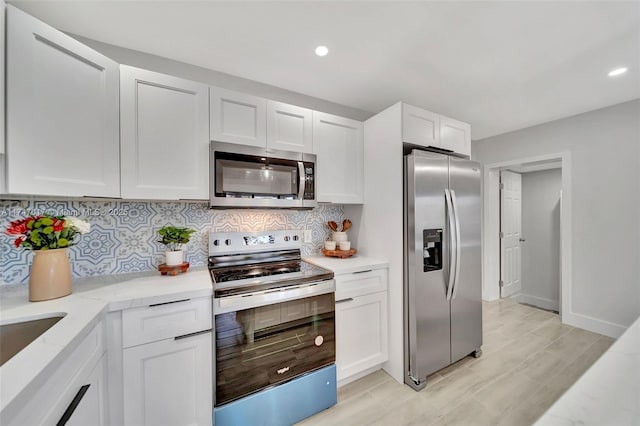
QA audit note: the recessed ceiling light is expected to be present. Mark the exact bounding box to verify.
[608,67,628,77]
[315,46,329,57]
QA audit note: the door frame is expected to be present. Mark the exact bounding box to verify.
[482,151,571,319]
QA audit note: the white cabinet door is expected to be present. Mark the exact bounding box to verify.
[120,66,209,199]
[335,291,388,381]
[440,115,471,156]
[0,3,5,156]
[123,332,212,426]
[5,5,120,197]
[63,355,109,426]
[211,87,266,147]
[313,112,364,204]
[267,101,313,153]
[402,103,440,148]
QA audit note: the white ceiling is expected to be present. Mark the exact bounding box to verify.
[11,1,640,140]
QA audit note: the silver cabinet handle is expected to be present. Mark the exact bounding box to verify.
[336,298,354,304]
[450,190,462,300]
[352,270,372,275]
[149,298,190,307]
[519,238,526,242]
[174,329,212,341]
[444,189,456,301]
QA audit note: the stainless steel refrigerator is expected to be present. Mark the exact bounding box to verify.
[404,149,482,391]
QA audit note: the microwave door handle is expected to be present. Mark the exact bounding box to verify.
[297,161,306,201]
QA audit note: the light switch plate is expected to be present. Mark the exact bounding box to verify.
[304,230,313,243]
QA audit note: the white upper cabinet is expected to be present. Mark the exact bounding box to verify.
[120,66,209,200]
[5,5,120,197]
[402,103,471,156]
[402,103,440,148]
[0,3,5,156]
[210,87,266,147]
[440,115,471,157]
[267,101,313,153]
[313,112,364,204]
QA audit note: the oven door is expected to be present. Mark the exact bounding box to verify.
[214,290,335,406]
[210,141,316,209]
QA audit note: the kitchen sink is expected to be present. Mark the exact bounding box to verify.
[0,315,65,366]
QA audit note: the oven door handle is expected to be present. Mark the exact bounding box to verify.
[214,279,335,314]
[298,161,306,201]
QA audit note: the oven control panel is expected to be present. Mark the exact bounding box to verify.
[209,230,303,255]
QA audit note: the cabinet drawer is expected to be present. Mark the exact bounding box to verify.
[335,269,388,301]
[122,297,212,348]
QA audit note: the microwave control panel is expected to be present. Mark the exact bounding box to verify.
[303,162,315,200]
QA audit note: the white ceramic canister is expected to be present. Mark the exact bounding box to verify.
[332,232,347,242]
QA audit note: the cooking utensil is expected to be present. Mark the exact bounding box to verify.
[342,219,352,232]
[328,221,338,232]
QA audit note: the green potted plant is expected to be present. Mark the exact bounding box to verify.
[157,225,196,266]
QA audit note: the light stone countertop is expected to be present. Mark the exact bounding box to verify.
[303,254,389,275]
[534,315,640,425]
[0,269,212,415]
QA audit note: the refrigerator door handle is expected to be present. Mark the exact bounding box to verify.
[451,189,462,299]
[445,189,456,301]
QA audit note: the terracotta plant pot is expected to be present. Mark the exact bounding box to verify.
[29,248,72,302]
[165,250,184,266]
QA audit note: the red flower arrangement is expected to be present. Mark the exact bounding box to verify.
[6,214,91,250]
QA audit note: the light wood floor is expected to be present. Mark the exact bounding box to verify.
[299,298,614,426]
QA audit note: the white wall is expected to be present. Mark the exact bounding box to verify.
[474,100,640,332]
[520,168,561,311]
[73,36,372,122]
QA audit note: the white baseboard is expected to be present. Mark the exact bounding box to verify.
[562,311,627,339]
[514,294,559,312]
[337,365,384,388]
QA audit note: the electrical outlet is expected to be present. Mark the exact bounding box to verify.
[304,230,313,243]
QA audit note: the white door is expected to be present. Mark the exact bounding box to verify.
[123,332,212,426]
[312,111,364,203]
[439,116,471,156]
[402,103,440,148]
[6,5,120,197]
[210,87,266,147]
[120,66,209,200]
[266,101,313,153]
[335,291,388,381]
[500,170,522,298]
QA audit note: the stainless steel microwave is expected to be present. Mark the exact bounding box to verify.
[210,141,317,209]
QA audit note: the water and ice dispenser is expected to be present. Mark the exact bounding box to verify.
[423,229,443,272]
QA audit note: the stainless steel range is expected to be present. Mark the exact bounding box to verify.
[209,230,337,426]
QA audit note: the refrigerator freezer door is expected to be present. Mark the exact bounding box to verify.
[404,151,451,387]
[449,157,483,363]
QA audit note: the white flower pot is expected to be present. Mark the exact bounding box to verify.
[165,250,184,266]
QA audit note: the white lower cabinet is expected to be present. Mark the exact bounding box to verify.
[123,332,212,426]
[336,291,388,381]
[115,297,213,426]
[1,321,107,426]
[43,354,109,426]
[334,268,388,383]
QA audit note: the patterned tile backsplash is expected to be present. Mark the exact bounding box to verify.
[0,200,344,285]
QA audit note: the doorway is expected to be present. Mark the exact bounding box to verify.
[482,152,571,319]
[500,165,562,312]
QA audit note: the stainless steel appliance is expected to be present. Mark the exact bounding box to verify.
[404,149,482,391]
[210,141,317,209]
[209,230,336,425]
